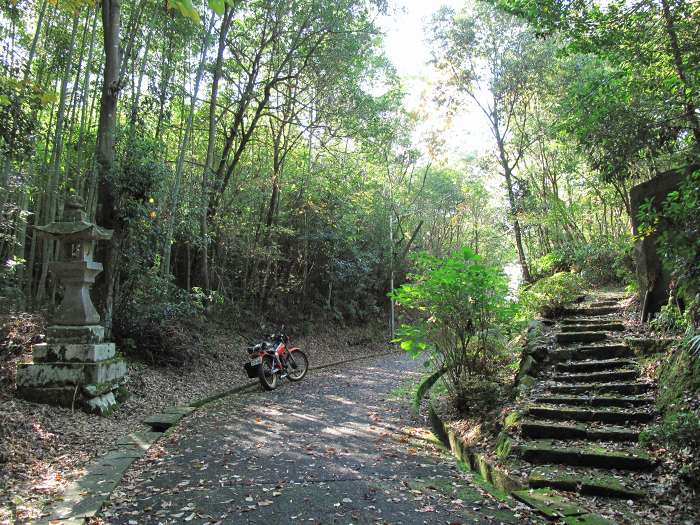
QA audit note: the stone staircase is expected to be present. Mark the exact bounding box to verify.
[513,295,658,507]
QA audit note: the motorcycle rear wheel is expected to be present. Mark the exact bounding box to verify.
[286,350,309,382]
[258,355,278,390]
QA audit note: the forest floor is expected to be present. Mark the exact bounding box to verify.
[0,313,392,524]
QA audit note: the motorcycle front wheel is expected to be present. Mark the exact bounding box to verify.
[258,355,278,390]
[286,350,309,382]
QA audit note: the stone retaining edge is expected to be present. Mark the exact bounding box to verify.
[412,365,446,417]
[39,347,403,524]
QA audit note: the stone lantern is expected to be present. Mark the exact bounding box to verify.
[16,196,128,415]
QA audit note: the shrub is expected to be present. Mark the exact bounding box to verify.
[569,238,635,287]
[650,302,688,335]
[531,251,569,279]
[113,268,208,366]
[641,338,700,486]
[390,247,514,408]
[518,271,587,319]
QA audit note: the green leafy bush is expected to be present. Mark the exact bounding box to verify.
[390,247,514,408]
[113,268,208,366]
[650,302,688,335]
[519,271,587,319]
[531,251,569,279]
[530,239,634,287]
[570,238,635,287]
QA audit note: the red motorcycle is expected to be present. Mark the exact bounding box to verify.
[244,330,309,390]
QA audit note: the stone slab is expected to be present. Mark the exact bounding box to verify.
[561,323,625,333]
[16,359,127,388]
[563,513,617,525]
[556,359,637,374]
[46,324,104,344]
[521,420,640,442]
[512,488,587,518]
[162,405,196,415]
[557,332,608,344]
[551,345,633,362]
[563,306,620,316]
[115,431,162,449]
[528,466,645,499]
[33,342,115,363]
[528,405,652,424]
[85,391,117,416]
[551,369,639,384]
[143,411,185,431]
[550,382,653,396]
[534,395,652,408]
[17,386,78,406]
[521,441,655,470]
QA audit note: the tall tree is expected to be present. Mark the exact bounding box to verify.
[430,2,552,282]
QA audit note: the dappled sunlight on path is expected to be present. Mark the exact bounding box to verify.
[97,354,539,524]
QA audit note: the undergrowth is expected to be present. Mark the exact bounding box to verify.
[640,333,700,486]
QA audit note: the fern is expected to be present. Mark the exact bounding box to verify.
[689,334,700,358]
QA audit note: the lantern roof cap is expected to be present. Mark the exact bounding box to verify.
[34,196,113,241]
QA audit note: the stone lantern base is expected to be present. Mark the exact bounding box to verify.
[16,325,127,416]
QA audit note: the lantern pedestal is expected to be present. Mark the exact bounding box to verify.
[16,197,127,416]
[17,325,127,415]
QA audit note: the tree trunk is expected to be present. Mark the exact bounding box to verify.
[201,7,234,291]
[494,123,532,283]
[162,14,216,277]
[96,0,122,335]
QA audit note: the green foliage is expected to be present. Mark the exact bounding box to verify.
[519,271,587,319]
[495,431,512,460]
[650,303,688,336]
[531,251,568,278]
[390,247,514,407]
[113,268,207,366]
[638,170,700,296]
[570,238,635,287]
[641,337,700,484]
[0,74,50,161]
[641,411,700,450]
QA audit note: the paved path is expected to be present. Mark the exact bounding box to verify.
[99,353,537,524]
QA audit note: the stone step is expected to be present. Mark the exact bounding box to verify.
[551,344,633,362]
[561,318,623,325]
[557,332,608,345]
[556,358,637,374]
[551,369,639,384]
[590,300,620,307]
[560,323,625,333]
[533,395,653,408]
[563,306,620,316]
[521,420,640,442]
[527,405,653,424]
[511,488,593,521]
[528,467,645,499]
[549,382,653,396]
[520,440,655,470]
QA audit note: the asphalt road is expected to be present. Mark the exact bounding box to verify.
[97,352,537,524]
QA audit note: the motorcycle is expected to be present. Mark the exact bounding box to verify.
[243,330,309,390]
